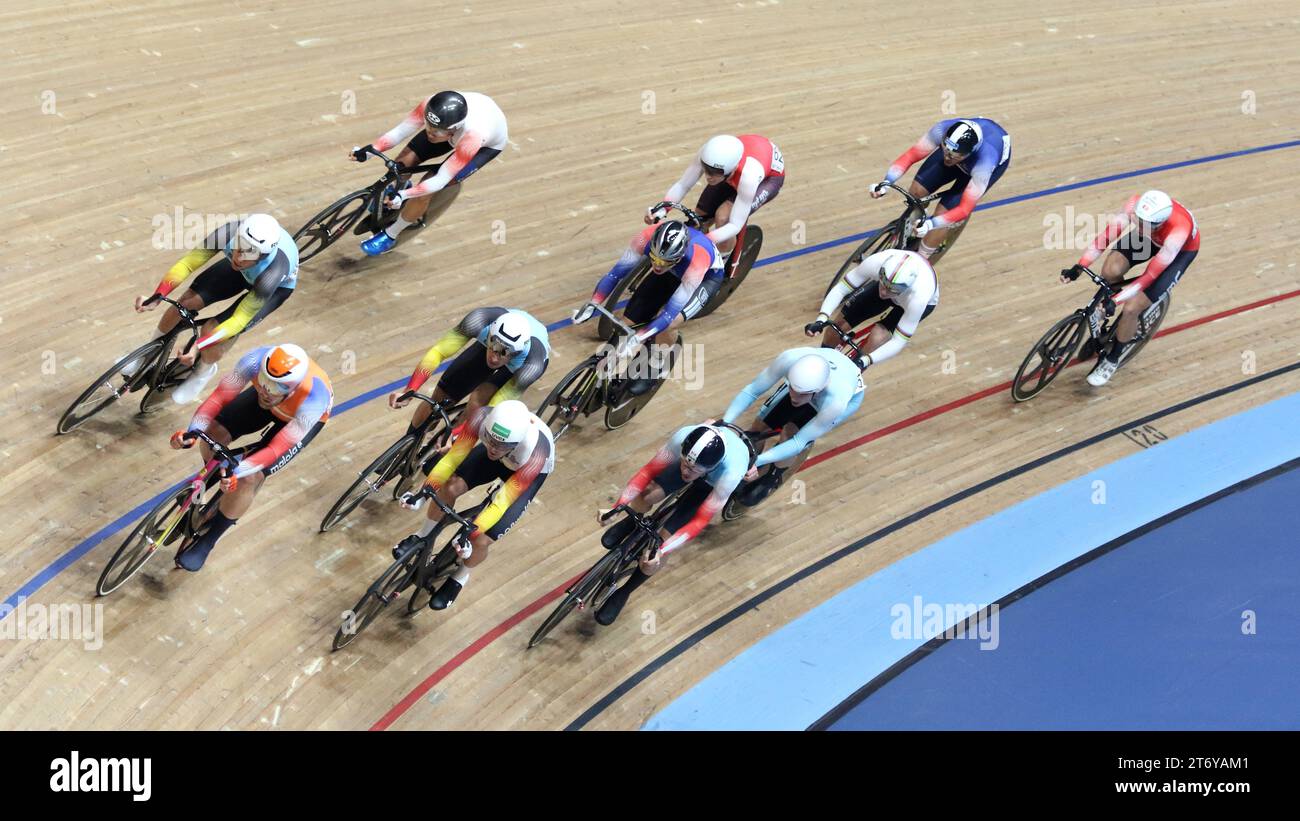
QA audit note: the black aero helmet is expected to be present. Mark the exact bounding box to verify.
[681,425,726,472]
[649,220,689,266]
[942,120,980,157]
[425,91,468,129]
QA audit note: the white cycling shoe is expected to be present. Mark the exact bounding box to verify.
[1086,358,1119,387]
[172,362,219,404]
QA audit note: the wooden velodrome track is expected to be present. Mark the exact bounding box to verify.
[2,0,1298,730]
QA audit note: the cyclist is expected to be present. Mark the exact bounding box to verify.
[129,213,299,404]
[1062,190,1199,386]
[650,134,785,257]
[389,307,550,441]
[721,348,865,506]
[394,400,554,610]
[349,90,508,256]
[593,424,748,626]
[169,344,332,571]
[868,117,1011,262]
[806,248,938,365]
[574,220,723,395]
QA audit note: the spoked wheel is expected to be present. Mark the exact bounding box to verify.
[319,436,416,533]
[332,546,420,651]
[294,190,371,264]
[57,340,164,434]
[139,359,193,415]
[824,227,899,298]
[536,360,600,441]
[696,226,763,319]
[392,402,465,500]
[1011,313,1088,402]
[528,549,625,648]
[597,261,650,340]
[1116,298,1170,371]
[406,543,459,615]
[96,487,189,596]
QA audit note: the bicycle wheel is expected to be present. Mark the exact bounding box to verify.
[96,487,189,596]
[597,260,650,340]
[319,436,416,533]
[57,340,165,434]
[527,549,625,648]
[1011,313,1088,402]
[391,404,463,501]
[138,358,193,415]
[332,547,420,651]
[536,359,600,441]
[824,227,899,297]
[1117,298,1170,370]
[695,226,764,319]
[294,190,371,263]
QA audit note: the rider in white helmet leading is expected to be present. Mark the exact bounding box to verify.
[649,133,786,256]
[720,348,865,506]
[807,248,939,369]
[395,399,555,610]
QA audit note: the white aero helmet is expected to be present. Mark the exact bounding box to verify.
[487,310,530,356]
[1134,190,1173,225]
[878,249,920,296]
[787,353,831,395]
[257,343,309,397]
[700,135,744,176]
[235,213,280,259]
[483,400,532,449]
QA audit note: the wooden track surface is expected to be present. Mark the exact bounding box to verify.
[2,0,1298,729]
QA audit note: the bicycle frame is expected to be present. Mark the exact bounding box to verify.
[133,295,203,392]
[360,146,444,222]
[875,182,944,248]
[161,431,244,542]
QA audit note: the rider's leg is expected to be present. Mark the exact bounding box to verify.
[418,475,468,532]
[458,381,499,431]
[917,203,955,261]
[860,322,893,356]
[407,385,451,434]
[713,199,737,257]
[823,285,888,349]
[155,289,207,337]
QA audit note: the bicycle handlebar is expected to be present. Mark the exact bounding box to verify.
[647,200,705,229]
[879,181,943,209]
[397,390,453,428]
[574,301,638,342]
[186,430,241,471]
[143,294,200,326]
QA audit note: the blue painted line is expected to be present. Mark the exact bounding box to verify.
[8,137,1300,622]
[645,389,1300,730]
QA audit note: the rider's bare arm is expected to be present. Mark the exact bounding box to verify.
[405,131,484,199]
[370,100,426,153]
[706,161,762,245]
[663,158,705,204]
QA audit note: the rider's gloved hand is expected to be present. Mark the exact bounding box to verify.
[915,217,936,238]
[1061,264,1085,282]
[869,181,889,199]
[350,145,370,162]
[644,205,668,225]
[804,315,830,337]
[453,533,473,560]
[399,489,428,511]
[170,430,195,450]
[218,469,238,494]
[572,304,596,324]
